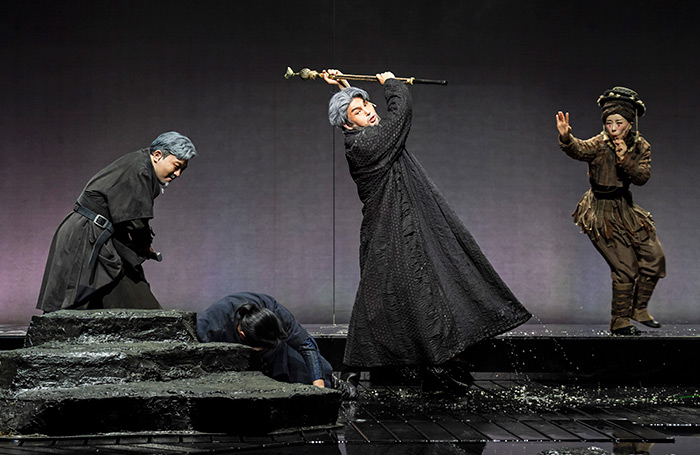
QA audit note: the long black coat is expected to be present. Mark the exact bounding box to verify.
[37,149,161,312]
[342,80,531,368]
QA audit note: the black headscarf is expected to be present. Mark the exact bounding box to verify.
[597,86,646,124]
[601,99,636,123]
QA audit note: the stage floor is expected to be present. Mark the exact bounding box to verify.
[306,322,700,338]
[2,323,700,454]
[1,374,700,454]
[5,322,700,339]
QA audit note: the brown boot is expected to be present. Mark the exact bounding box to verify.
[633,275,661,328]
[610,282,641,335]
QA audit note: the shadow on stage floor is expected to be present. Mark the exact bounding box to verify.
[2,323,700,454]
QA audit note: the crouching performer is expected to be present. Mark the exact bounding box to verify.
[556,87,665,335]
[197,292,358,399]
[37,131,197,313]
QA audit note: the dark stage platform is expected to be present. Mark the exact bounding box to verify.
[311,323,700,384]
[2,323,700,454]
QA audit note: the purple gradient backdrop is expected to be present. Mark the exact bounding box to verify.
[2,1,698,325]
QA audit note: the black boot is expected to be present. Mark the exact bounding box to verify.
[341,370,360,387]
[632,275,662,328]
[444,359,476,385]
[332,370,360,401]
[422,365,472,395]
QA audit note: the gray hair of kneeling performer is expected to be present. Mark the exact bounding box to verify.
[328,87,371,129]
[150,131,197,160]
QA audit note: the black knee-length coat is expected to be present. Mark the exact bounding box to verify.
[37,149,161,312]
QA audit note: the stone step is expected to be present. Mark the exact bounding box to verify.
[0,341,254,390]
[0,371,341,435]
[25,309,199,346]
[1,309,342,437]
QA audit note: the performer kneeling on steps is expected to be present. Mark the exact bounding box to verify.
[197,292,358,400]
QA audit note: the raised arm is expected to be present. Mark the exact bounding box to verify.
[556,111,601,162]
[322,69,350,89]
[376,71,395,85]
[556,111,572,143]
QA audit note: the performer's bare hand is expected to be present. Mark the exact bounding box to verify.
[312,379,325,388]
[613,137,628,161]
[376,72,395,85]
[610,123,631,162]
[322,69,350,88]
[556,111,572,143]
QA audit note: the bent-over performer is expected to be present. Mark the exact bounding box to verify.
[37,131,197,312]
[197,292,357,399]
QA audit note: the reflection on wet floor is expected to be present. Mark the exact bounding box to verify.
[2,374,700,454]
[3,324,700,454]
[331,373,700,455]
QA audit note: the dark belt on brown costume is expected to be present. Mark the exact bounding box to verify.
[73,201,114,284]
[590,184,633,203]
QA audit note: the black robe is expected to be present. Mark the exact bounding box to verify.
[37,149,162,312]
[342,80,531,368]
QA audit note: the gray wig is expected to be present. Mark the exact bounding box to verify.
[328,87,370,128]
[150,131,197,160]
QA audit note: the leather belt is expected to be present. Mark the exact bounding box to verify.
[73,203,114,284]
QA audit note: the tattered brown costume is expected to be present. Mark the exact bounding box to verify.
[559,88,665,333]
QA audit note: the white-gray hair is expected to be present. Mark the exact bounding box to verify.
[150,131,197,160]
[328,87,370,129]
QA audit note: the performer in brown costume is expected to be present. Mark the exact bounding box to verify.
[556,87,665,335]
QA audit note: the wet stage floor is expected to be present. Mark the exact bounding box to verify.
[2,374,700,454]
[2,324,700,454]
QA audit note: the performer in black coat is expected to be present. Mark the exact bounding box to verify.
[324,70,531,388]
[37,131,196,312]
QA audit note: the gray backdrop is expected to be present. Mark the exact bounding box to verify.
[1,1,698,325]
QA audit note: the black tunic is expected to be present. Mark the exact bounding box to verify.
[37,149,162,312]
[342,79,531,368]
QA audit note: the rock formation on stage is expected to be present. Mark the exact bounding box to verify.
[0,310,340,436]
